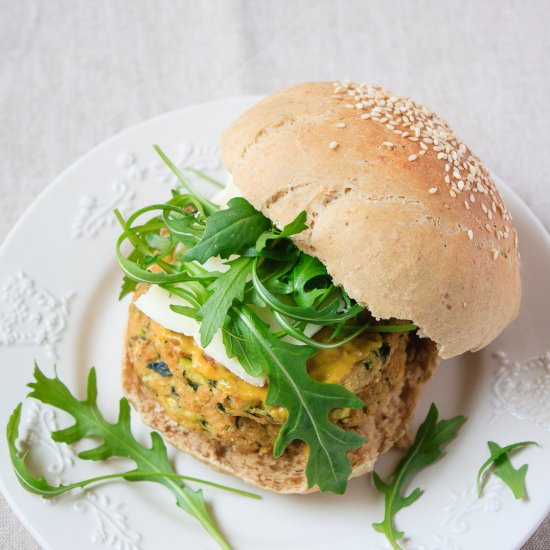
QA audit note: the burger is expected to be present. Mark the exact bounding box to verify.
[117,81,521,495]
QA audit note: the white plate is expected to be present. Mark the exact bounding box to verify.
[0,97,549,550]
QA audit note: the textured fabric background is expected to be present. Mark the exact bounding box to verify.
[0,1,548,548]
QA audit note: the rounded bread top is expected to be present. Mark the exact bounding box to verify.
[221,81,521,358]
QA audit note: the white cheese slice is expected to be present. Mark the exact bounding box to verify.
[135,285,267,387]
[211,174,241,207]
[135,175,322,389]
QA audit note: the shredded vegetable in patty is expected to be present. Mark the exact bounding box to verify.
[128,296,409,453]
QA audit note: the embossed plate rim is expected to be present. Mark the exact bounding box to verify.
[0,97,549,550]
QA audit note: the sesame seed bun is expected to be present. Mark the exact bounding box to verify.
[221,81,521,358]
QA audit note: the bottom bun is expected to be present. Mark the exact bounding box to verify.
[122,335,439,494]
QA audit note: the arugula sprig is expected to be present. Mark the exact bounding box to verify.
[372,404,465,549]
[477,440,539,499]
[230,304,365,493]
[185,197,271,263]
[7,365,260,550]
[115,146,417,493]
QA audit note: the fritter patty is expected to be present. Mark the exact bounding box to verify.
[126,303,409,453]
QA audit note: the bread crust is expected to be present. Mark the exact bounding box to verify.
[122,333,439,494]
[221,82,521,358]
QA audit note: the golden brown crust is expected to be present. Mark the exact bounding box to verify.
[122,333,439,494]
[221,81,521,358]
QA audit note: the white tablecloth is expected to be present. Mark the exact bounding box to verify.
[1,1,548,548]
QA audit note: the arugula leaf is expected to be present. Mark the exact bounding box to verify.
[291,254,331,307]
[222,313,265,377]
[119,274,138,300]
[115,148,421,495]
[118,216,166,299]
[197,257,252,346]
[477,440,538,499]
[8,403,259,500]
[255,211,308,252]
[251,258,363,323]
[16,364,235,550]
[372,404,465,549]
[185,198,271,263]
[230,306,365,493]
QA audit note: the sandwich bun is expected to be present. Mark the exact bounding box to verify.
[123,81,520,493]
[123,332,438,493]
[221,81,521,358]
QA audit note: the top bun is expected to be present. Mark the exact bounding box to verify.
[221,81,520,358]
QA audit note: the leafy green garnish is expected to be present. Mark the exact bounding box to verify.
[230,305,365,493]
[255,210,308,252]
[197,257,252,346]
[115,147,418,494]
[477,440,538,499]
[8,365,261,550]
[185,197,271,263]
[153,145,218,216]
[119,273,138,300]
[372,404,465,549]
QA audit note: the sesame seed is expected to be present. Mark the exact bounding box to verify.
[486,223,492,231]
[481,204,488,213]
[464,201,470,210]
[467,229,474,240]
[383,141,395,148]
[429,187,438,194]
[336,122,346,128]
[492,249,499,260]
[329,141,338,149]
[330,80,510,223]
[450,190,456,198]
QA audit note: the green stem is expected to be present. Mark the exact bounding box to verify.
[17,469,260,499]
[154,145,219,216]
[274,310,367,349]
[476,441,538,496]
[183,167,225,189]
